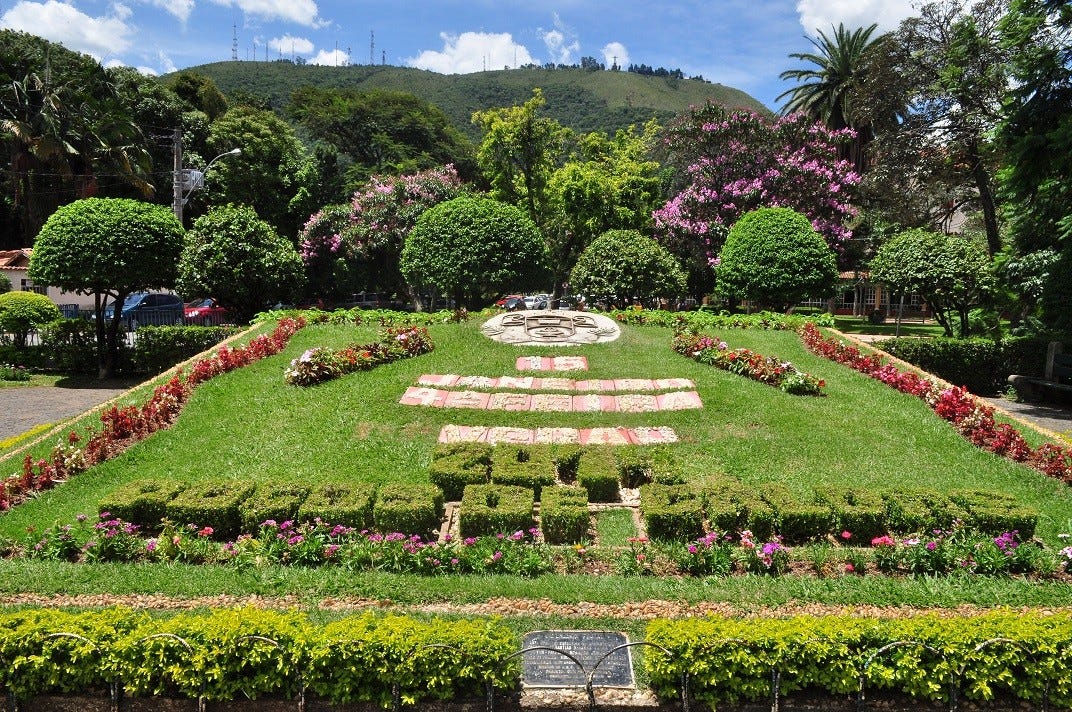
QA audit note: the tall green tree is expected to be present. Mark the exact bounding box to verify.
[545,121,664,297]
[177,204,305,322]
[0,31,153,247]
[472,88,572,235]
[778,23,888,172]
[28,198,184,378]
[570,230,686,308]
[998,0,1072,331]
[863,0,1010,255]
[288,87,476,193]
[201,106,314,238]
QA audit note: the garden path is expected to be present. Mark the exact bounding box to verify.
[0,382,135,442]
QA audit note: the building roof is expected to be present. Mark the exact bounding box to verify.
[0,249,31,270]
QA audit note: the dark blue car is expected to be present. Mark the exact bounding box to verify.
[103,292,184,329]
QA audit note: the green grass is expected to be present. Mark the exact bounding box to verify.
[2,317,1072,606]
[833,316,949,338]
[595,508,639,546]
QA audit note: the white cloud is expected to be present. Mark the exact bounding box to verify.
[796,0,916,36]
[406,31,535,74]
[0,0,136,58]
[309,48,348,66]
[208,0,325,27]
[158,50,177,74]
[541,13,579,65]
[136,65,159,75]
[601,42,629,69]
[269,34,314,56]
[143,0,195,23]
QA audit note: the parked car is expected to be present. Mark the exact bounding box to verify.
[184,297,231,326]
[495,294,523,307]
[523,294,551,309]
[103,292,184,329]
[501,296,526,311]
[338,292,382,309]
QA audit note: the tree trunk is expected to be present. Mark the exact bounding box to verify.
[968,139,1001,256]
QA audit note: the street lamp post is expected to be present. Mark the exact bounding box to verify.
[172,146,242,223]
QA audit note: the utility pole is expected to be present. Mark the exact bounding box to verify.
[172,128,183,223]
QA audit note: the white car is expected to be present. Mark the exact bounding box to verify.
[523,294,551,309]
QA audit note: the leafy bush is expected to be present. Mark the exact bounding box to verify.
[715,207,839,311]
[576,448,620,502]
[373,483,444,537]
[400,196,548,309]
[37,318,101,373]
[458,484,535,538]
[569,229,686,307]
[813,487,888,544]
[539,485,590,544]
[130,325,240,374]
[0,291,61,348]
[759,483,832,544]
[646,611,1072,707]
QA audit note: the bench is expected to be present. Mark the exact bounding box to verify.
[1008,341,1072,401]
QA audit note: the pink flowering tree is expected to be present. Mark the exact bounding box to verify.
[654,102,860,295]
[298,165,463,307]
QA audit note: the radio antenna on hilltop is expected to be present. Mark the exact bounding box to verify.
[231,24,238,61]
[382,50,386,65]
[370,30,375,65]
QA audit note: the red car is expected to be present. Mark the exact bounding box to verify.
[495,294,523,307]
[184,297,231,326]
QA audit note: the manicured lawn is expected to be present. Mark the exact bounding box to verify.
[833,316,950,338]
[2,315,1071,605]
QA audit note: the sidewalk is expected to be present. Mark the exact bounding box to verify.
[0,382,137,443]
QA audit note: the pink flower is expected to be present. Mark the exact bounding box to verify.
[197,526,214,538]
[840,530,852,540]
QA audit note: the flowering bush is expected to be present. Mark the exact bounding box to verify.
[668,531,733,576]
[800,323,1072,485]
[672,329,825,395]
[870,528,1057,576]
[738,530,790,574]
[1,318,306,512]
[283,326,433,386]
[654,106,859,271]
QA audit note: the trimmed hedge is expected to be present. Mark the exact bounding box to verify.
[877,334,1056,394]
[373,483,444,537]
[458,484,535,538]
[949,489,1038,539]
[429,442,491,501]
[759,483,832,544]
[164,481,255,538]
[98,479,186,528]
[297,483,375,530]
[698,474,777,540]
[491,445,557,501]
[0,607,518,704]
[539,485,590,544]
[130,324,240,374]
[640,483,705,541]
[239,483,310,533]
[646,611,1072,708]
[576,448,620,503]
[813,486,888,544]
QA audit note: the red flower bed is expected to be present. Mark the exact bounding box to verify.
[799,323,1072,485]
[0,317,306,511]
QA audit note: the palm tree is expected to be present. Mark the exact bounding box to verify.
[778,23,886,172]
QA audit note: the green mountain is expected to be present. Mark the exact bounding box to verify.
[179,61,769,139]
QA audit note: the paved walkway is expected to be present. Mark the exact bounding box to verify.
[0,382,137,442]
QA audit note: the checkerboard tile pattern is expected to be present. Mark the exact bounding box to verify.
[400,387,702,412]
[416,374,696,392]
[437,425,679,445]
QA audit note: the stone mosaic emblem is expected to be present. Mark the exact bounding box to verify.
[481,310,620,345]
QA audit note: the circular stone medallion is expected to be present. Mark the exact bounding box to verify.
[481,310,621,346]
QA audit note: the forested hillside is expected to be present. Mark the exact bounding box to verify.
[178,62,769,138]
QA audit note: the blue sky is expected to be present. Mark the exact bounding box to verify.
[1,0,917,111]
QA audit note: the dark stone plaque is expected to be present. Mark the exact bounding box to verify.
[521,630,634,688]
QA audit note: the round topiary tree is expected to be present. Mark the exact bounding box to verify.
[0,273,11,294]
[400,196,547,309]
[178,204,306,323]
[569,230,687,308]
[28,197,184,378]
[0,291,61,349]
[716,207,839,312]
